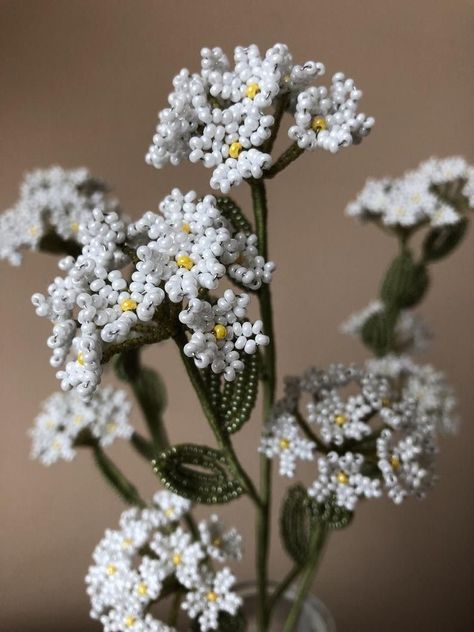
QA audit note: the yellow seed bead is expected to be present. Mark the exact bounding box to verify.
[382,398,392,408]
[207,591,218,602]
[229,142,243,159]
[212,537,222,547]
[279,438,291,450]
[73,415,83,425]
[77,352,85,366]
[213,324,227,340]
[390,455,401,470]
[245,83,260,99]
[283,74,291,84]
[137,582,148,596]
[311,116,327,133]
[46,419,55,429]
[28,226,39,237]
[182,223,191,233]
[334,414,347,427]
[120,298,137,312]
[337,471,349,485]
[106,564,117,576]
[122,538,133,549]
[106,422,117,434]
[176,255,194,270]
[125,615,136,628]
[172,553,182,566]
[164,508,175,518]
[71,222,79,233]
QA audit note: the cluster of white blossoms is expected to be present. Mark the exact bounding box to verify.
[32,189,274,397]
[346,156,474,228]
[146,43,373,192]
[30,387,132,465]
[0,166,118,265]
[341,300,431,354]
[260,358,457,509]
[86,492,242,632]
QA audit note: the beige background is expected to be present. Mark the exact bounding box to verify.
[0,1,473,630]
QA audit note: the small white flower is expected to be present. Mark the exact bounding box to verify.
[307,391,372,446]
[377,428,436,504]
[150,527,204,589]
[181,567,242,632]
[29,387,132,465]
[308,452,381,511]
[259,413,315,477]
[198,514,243,562]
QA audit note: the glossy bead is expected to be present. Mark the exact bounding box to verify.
[176,255,194,270]
[279,438,290,450]
[77,352,85,366]
[245,83,260,99]
[337,471,349,485]
[334,414,347,427]
[120,298,137,312]
[172,553,182,566]
[311,116,328,133]
[213,324,227,340]
[229,142,243,159]
[207,591,218,602]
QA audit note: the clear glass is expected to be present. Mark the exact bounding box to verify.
[237,582,336,632]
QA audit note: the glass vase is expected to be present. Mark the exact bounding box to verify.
[237,581,336,632]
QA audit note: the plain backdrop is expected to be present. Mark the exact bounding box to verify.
[0,1,473,631]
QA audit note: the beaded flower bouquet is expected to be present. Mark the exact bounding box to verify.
[2,44,472,632]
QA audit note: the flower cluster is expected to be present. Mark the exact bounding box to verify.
[146,44,373,192]
[30,386,133,465]
[86,492,242,632]
[0,166,118,265]
[346,156,474,228]
[32,189,274,397]
[341,300,431,354]
[260,358,456,509]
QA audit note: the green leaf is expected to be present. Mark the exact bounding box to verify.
[280,484,313,565]
[422,219,468,262]
[381,251,429,309]
[191,609,247,632]
[216,196,253,234]
[360,311,394,357]
[309,495,353,530]
[219,354,259,433]
[153,444,244,504]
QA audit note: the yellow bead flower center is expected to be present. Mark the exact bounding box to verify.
[71,222,79,233]
[389,455,401,470]
[176,255,194,270]
[120,299,137,312]
[137,582,148,596]
[122,538,133,549]
[106,564,117,576]
[229,142,243,159]
[337,471,349,485]
[207,591,218,602]
[382,398,392,408]
[182,223,191,233]
[279,438,291,450]
[172,553,182,566]
[245,83,260,99]
[213,324,227,340]
[28,226,39,237]
[125,615,136,628]
[106,421,117,434]
[73,415,83,425]
[334,414,347,427]
[164,507,175,518]
[311,116,327,133]
[77,352,85,366]
[212,537,222,547]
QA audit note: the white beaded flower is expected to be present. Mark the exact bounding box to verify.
[33,190,274,397]
[341,300,431,354]
[29,387,132,465]
[0,166,118,265]
[198,514,243,562]
[307,391,372,446]
[376,428,436,504]
[259,412,315,477]
[308,452,381,511]
[181,568,242,632]
[346,156,474,228]
[86,499,243,632]
[367,355,458,434]
[288,73,374,153]
[146,44,372,192]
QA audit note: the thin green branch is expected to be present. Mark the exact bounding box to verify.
[130,431,155,460]
[282,525,329,632]
[269,565,301,611]
[91,443,145,507]
[265,142,305,179]
[263,93,290,155]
